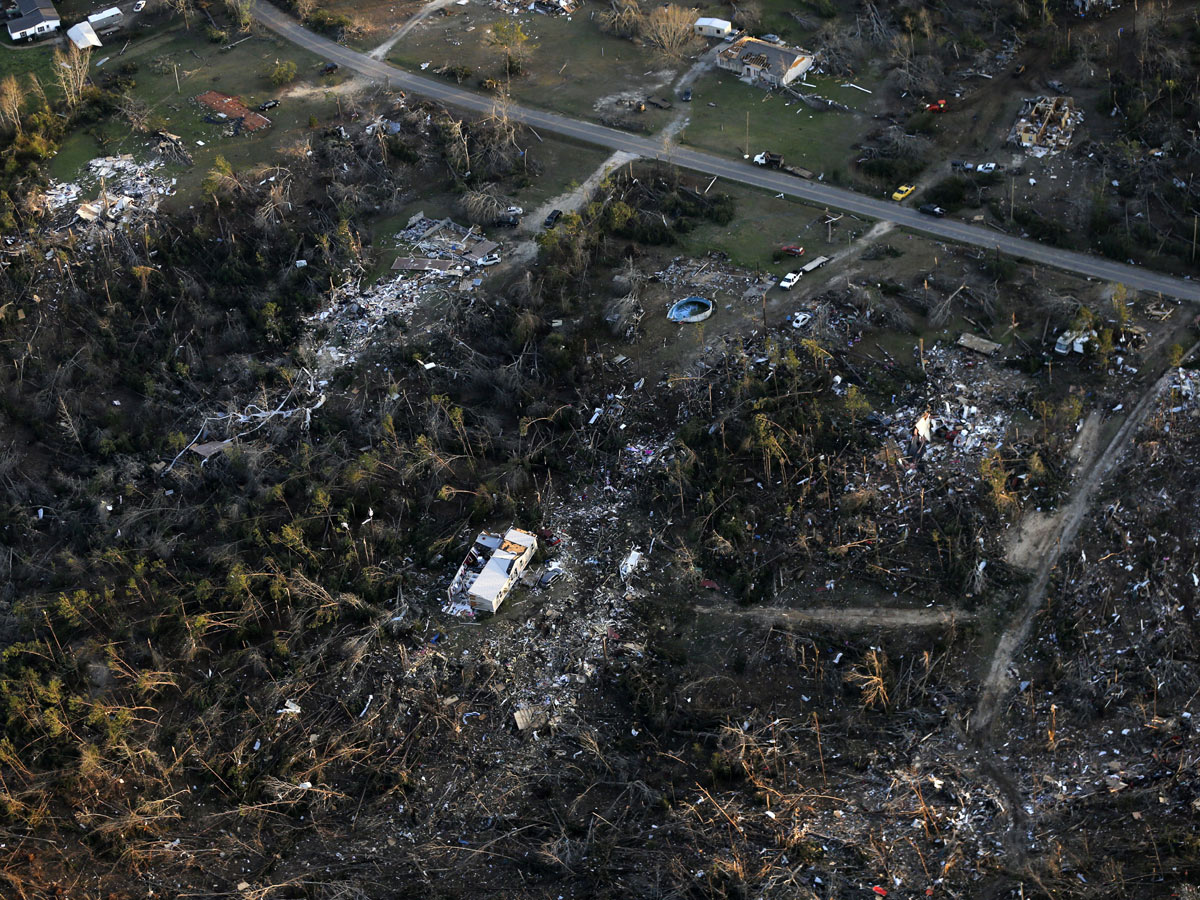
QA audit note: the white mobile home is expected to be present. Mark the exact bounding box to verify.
[447,527,538,614]
[87,6,123,29]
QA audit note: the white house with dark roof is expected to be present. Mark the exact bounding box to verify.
[7,0,60,41]
[717,37,813,88]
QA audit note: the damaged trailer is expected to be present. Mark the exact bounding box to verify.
[447,527,538,614]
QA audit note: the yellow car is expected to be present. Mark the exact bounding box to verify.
[892,184,916,201]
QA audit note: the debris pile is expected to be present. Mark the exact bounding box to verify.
[194,90,272,133]
[1010,95,1082,157]
[309,274,424,370]
[490,0,578,15]
[45,154,176,225]
[654,257,773,301]
[393,212,501,268]
[880,341,1019,462]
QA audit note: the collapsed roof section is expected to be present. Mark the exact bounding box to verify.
[1010,96,1082,157]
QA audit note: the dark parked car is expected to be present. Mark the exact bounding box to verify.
[495,212,520,227]
[259,99,280,111]
[322,62,340,75]
[681,87,692,102]
[919,204,946,217]
[539,567,565,588]
[543,209,563,228]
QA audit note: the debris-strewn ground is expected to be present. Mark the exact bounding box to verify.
[2,71,1199,900]
[997,366,1200,890]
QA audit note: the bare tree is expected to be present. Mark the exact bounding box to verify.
[164,0,193,29]
[26,72,48,110]
[889,34,940,95]
[294,0,317,19]
[855,1,895,46]
[119,93,152,133]
[640,4,698,59]
[598,0,643,38]
[815,23,863,76]
[440,116,471,177]
[223,0,252,30]
[53,45,91,110]
[474,98,523,178]
[0,75,22,134]
[730,0,762,32]
[459,185,506,225]
[255,180,293,232]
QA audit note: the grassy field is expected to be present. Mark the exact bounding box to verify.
[0,42,58,95]
[677,72,877,181]
[320,0,420,50]
[677,181,862,275]
[387,7,682,128]
[47,24,349,197]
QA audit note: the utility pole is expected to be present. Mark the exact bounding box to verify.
[744,110,749,158]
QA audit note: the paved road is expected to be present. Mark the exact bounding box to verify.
[254,1,1200,302]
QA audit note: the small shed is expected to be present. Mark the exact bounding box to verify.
[694,16,732,38]
[67,21,101,49]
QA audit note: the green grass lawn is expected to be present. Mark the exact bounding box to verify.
[0,42,58,96]
[676,71,877,181]
[517,133,609,206]
[47,25,347,198]
[677,181,863,275]
[388,9,682,128]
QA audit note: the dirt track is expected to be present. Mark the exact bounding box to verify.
[699,604,976,630]
[971,341,1200,735]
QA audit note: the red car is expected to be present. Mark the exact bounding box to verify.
[781,245,805,257]
[925,99,947,113]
